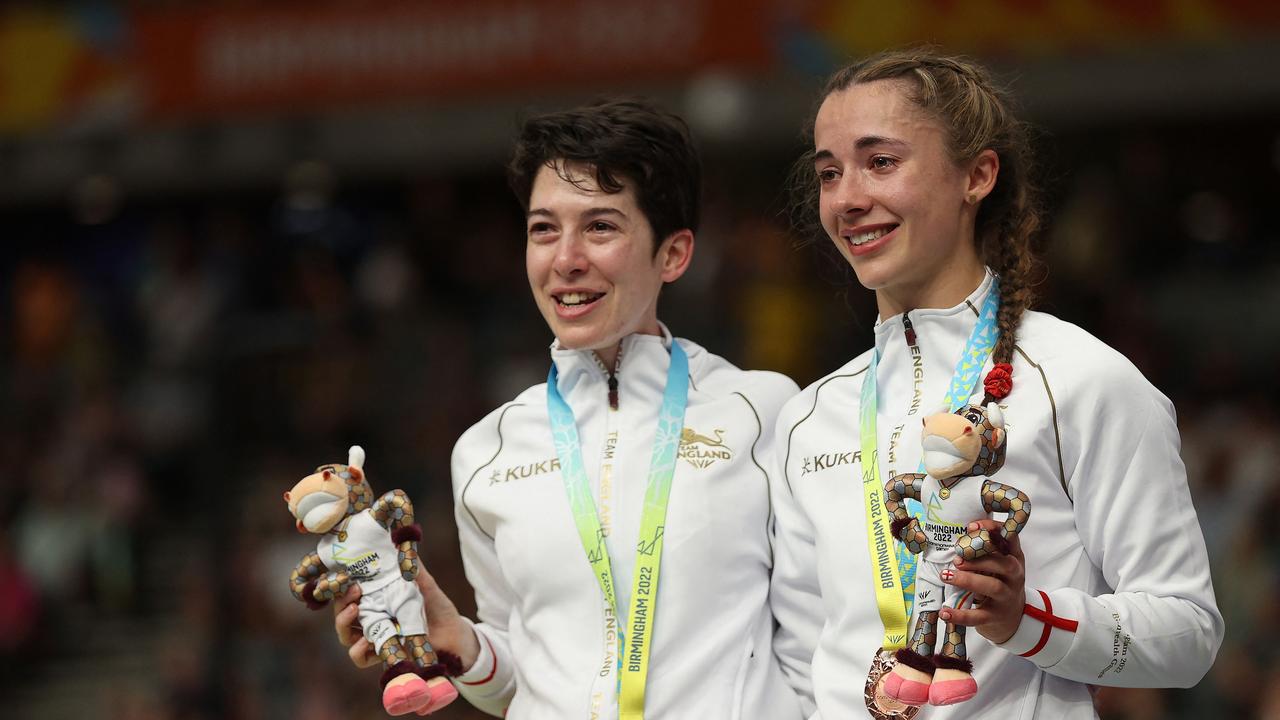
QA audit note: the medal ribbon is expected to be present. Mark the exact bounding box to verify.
[548,341,689,720]
[859,279,1000,649]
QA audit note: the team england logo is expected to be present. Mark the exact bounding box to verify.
[678,427,732,469]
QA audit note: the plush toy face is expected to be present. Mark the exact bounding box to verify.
[920,403,1006,479]
[284,464,363,534]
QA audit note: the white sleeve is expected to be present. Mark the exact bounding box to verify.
[769,405,821,717]
[450,439,518,715]
[994,366,1224,688]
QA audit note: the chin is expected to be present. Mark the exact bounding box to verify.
[848,263,888,292]
[848,256,907,293]
[552,326,610,352]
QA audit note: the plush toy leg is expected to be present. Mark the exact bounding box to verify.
[883,611,939,706]
[404,634,459,715]
[413,682,459,717]
[929,621,977,706]
[884,649,934,706]
[382,663,432,716]
[379,638,433,716]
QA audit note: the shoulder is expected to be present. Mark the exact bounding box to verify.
[678,338,800,415]
[451,386,544,486]
[1014,310,1173,416]
[778,348,875,432]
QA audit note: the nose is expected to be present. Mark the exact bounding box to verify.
[829,174,871,217]
[552,234,589,278]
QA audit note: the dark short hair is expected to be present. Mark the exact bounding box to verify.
[507,98,701,253]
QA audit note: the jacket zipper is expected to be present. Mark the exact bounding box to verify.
[592,345,625,411]
[595,347,620,555]
[902,311,918,348]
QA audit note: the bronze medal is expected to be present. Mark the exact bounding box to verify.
[864,650,921,719]
[939,487,951,499]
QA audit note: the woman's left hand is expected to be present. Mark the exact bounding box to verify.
[939,518,1026,644]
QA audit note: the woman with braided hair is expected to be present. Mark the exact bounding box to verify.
[770,49,1222,718]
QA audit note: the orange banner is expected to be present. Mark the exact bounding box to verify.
[6,0,1280,134]
[810,0,1280,57]
[133,0,775,120]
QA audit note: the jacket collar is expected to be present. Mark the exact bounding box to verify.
[549,322,675,401]
[872,268,996,360]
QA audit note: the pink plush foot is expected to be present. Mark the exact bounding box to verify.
[882,669,931,706]
[414,679,459,715]
[928,675,977,705]
[383,674,431,716]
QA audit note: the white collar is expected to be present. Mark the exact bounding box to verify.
[872,268,996,357]
[548,322,677,401]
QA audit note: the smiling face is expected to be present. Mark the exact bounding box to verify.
[525,161,692,363]
[813,79,994,316]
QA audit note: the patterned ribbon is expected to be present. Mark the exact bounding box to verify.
[859,278,1000,648]
[547,341,689,719]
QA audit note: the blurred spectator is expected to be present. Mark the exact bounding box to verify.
[0,531,41,654]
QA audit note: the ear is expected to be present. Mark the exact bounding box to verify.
[348,466,364,482]
[991,426,1006,448]
[657,229,694,283]
[964,149,1000,205]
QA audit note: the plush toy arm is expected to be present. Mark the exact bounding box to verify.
[886,473,927,554]
[374,489,421,582]
[289,553,352,610]
[289,552,326,601]
[981,479,1032,541]
[308,570,357,610]
[372,488,416,530]
[886,472,925,508]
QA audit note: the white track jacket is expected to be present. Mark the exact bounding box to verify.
[771,272,1223,719]
[451,327,804,719]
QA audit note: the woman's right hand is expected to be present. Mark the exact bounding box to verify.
[334,566,481,672]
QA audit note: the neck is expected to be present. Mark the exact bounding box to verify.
[594,343,622,370]
[875,261,987,319]
[591,319,662,369]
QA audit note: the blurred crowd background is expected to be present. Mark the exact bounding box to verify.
[2,1,1278,719]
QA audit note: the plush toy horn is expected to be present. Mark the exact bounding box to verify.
[986,403,1005,429]
[348,445,366,470]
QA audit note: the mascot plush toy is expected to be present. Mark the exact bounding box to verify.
[882,403,1031,707]
[285,446,459,716]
